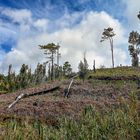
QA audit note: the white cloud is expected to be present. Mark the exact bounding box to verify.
[1,8,32,24]
[33,19,48,32]
[0,7,33,34]
[122,0,140,30]
[0,10,128,73]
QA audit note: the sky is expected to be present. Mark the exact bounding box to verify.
[0,0,140,74]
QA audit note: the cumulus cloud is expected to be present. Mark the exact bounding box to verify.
[0,8,128,74]
[122,0,140,30]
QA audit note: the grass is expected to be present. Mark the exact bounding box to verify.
[0,91,8,94]
[0,93,139,140]
[89,66,140,77]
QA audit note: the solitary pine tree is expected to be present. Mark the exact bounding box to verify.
[100,27,116,68]
[39,43,59,80]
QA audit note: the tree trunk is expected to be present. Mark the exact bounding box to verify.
[51,52,54,80]
[57,48,60,78]
[93,60,96,72]
[48,63,51,81]
[110,38,114,68]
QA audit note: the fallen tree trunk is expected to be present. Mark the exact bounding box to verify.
[8,86,60,109]
[27,86,60,97]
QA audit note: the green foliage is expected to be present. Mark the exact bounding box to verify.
[128,30,140,67]
[54,65,63,79]
[128,31,140,46]
[39,43,59,54]
[63,61,72,77]
[128,45,139,67]
[128,12,140,67]
[0,62,47,92]
[78,56,89,81]
[0,74,6,91]
[17,64,31,89]
[39,43,60,80]
[33,63,46,85]
[7,64,16,91]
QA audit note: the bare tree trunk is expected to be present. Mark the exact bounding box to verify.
[93,59,96,72]
[110,38,114,68]
[57,48,59,67]
[51,52,54,80]
[57,48,60,78]
[48,63,51,81]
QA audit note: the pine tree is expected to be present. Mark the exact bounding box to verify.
[34,63,46,84]
[18,64,29,88]
[78,53,89,82]
[7,64,16,91]
[63,61,72,77]
[128,31,140,67]
[100,27,116,68]
[39,43,60,80]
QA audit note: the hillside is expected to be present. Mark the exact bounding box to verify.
[0,67,139,118]
[0,67,140,139]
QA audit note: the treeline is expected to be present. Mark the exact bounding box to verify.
[2,11,139,93]
[0,61,73,93]
[0,42,76,92]
[0,42,89,93]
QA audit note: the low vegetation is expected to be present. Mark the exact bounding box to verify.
[0,93,139,140]
[89,66,140,77]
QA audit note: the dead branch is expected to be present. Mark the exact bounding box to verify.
[64,75,78,97]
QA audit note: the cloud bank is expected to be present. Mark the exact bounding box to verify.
[0,7,128,74]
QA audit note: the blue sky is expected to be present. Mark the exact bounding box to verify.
[0,0,140,73]
[0,0,126,21]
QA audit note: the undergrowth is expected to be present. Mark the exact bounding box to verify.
[0,93,140,140]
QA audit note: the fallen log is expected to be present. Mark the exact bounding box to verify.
[27,86,60,97]
[8,86,60,109]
